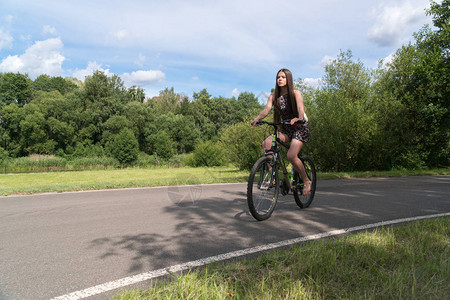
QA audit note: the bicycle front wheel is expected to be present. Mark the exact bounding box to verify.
[293,156,316,208]
[247,156,279,221]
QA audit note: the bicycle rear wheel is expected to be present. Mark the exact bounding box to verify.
[293,156,316,208]
[247,156,279,221]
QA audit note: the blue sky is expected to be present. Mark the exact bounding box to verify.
[0,0,433,101]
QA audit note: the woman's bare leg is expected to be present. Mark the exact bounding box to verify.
[287,139,311,195]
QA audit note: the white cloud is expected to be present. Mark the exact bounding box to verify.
[368,2,427,47]
[42,25,57,35]
[303,78,322,89]
[0,28,13,50]
[231,88,240,98]
[0,38,65,77]
[72,61,111,80]
[72,63,165,87]
[320,55,335,67]
[121,70,165,86]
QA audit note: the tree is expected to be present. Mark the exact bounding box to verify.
[308,50,375,171]
[220,117,267,170]
[189,140,227,167]
[102,115,131,145]
[125,86,146,103]
[105,128,139,165]
[0,73,33,106]
[146,130,175,160]
[0,103,24,156]
[151,87,182,112]
[233,92,263,122]
[33,74,77,95]
[374,1,450,168]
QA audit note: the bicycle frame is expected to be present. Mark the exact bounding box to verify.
[262,121,295,193]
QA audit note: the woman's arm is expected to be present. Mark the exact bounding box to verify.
[290,90,306,125]
[252,93,274,126]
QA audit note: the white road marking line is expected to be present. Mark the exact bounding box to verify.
[52,212,450,300]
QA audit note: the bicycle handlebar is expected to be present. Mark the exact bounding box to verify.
[255,119,305,127]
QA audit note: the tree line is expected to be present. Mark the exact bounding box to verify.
[0,71,262,165]
[0,0,448,171]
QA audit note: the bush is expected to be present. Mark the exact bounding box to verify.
[146,130,175,160]
[72,143,105,158]
[133,152,158,167]
[105,128,139,165]
[220,118,267,170]
[188,140,227,167]
[0,146,8,162]
[168,154,187,167]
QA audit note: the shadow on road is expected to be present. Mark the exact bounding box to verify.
[88,176,450,275]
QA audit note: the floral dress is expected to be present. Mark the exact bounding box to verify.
[279,94,310,142]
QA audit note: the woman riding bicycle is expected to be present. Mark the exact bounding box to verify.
[251,68,311,195]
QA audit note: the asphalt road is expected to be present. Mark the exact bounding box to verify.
[0,175,449,300]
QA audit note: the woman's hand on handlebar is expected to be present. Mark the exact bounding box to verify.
[290,117,305,125]
[251,118,259,127]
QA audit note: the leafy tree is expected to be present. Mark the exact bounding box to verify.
[151,87,182,112]
[146,130,175,160]
[122,101,154,151]
[105,128,139,165]
[125,86,146,103]
[189,140,227,167]
[0,73,33,106]
[19,106,52,154]
[220,117,267,170]
[33,74,78,95]
[374,0,449,168]
[0,146,9,162]
[234,92,263,121]
[102,115,131,145]
[308,50,375,171]
[0,103,24,156]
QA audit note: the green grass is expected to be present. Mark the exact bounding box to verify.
[0,166,448,196]
[0,167,249,196]
[113,218,449,300]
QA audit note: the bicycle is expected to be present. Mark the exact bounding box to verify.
[247,119,316,221]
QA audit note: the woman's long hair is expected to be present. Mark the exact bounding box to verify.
[273,68,299,123]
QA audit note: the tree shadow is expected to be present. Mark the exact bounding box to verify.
[87,176,449,277]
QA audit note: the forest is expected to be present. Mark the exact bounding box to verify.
[0,1,448,172]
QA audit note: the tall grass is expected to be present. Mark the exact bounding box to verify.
[0,154,189,173]
[0,154,67,173]
[113,218,449,300]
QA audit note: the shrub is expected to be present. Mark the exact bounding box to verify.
[189,140,227,167]
[168,154,187,167]
[133,152,158,167]
[105,128,139,165]
[72,143,105,158]
[0,146,8,162]
[146,130,175,160]
[220,118,267,170]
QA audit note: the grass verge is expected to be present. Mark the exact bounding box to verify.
[0,167,449,196]
[113,217,449,299]
[0,167,249,196]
